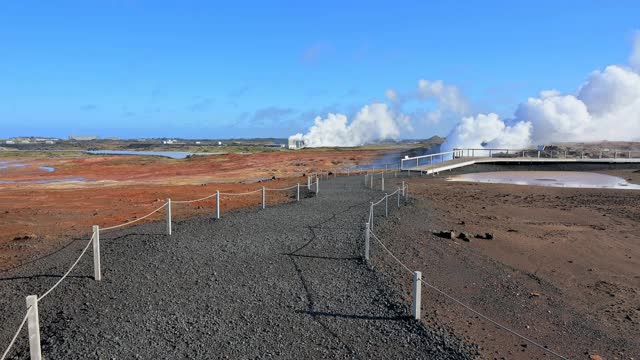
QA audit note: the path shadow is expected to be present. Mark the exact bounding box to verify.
[0,274,93,282]
[296,310,409,321]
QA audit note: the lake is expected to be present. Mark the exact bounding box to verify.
[447,171,640,190]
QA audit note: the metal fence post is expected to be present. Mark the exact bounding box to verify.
[381,173,385,191]
[365,222,370,261]
[316,176,319,194]
[364,173,367,186]
[297,183,300,201]
[262,187,266,209]
[92,225,101,281]
[308,175,311,190]
[406,184,409,201]
[412,271,422,320]
[370,173,373,188]
[26,295,42,360]
[397,190,400,208]
[166,198,172,236]
[385,193,388,217]
[402,181,405,197]
[216,190,220,219]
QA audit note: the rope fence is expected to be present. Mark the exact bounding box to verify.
[1,175,322,359]
[365,218,568,359]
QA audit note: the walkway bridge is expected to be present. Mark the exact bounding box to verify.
[400,148,640,174]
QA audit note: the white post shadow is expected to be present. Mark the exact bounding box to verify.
[384,193,388,217]
[364,222,370,262]
[412,271,422,320]
[92,225,101,281]
[26,295,42,360]
[166,198,172,236]
[216,190,220,219]
[262,187,266,209]
[297,183,300,201]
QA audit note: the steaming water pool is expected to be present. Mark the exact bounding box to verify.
[447,171,640,190]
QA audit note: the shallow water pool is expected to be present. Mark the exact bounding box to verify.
[447,171,640,190]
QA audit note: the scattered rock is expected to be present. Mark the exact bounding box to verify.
[529,292,541,298]
[13,234,38,241]
[590,355,603,360]
[457,232,471,242]
[474,233,494,240]
[458,221,465,225]
[434,230,456,239]
[507,229,518,232]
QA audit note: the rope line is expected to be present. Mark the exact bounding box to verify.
[369,231,412,273]
[368,230,567,360]
[100,202,167,231]
[0,310,29,360]
[265,185,298,191]
[39,233,95,301]
[173,193,217,204]
[219,189,262,196]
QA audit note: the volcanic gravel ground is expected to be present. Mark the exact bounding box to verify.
[0,176,476,359]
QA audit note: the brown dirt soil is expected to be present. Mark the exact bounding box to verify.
[375,174,639,359]
[0,150,381,271]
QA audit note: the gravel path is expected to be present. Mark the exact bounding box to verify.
[0,176,476,359]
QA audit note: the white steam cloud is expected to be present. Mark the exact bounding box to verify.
[292,33,640,148]
[288,103,411,147]
[291,79,468,147]
[443,63,640,150]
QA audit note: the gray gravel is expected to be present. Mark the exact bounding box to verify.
[0,176,476,359]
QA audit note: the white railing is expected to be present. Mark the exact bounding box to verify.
[400,150,464,170]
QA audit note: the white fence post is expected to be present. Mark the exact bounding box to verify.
[370,202,374,231]
[402,181,405,197]
[26,295,42,360]
[381,173,385,191]
[92,225,101,281]
[307,176,311,189]
[364,222,370,261]
[385,193,388,217]
[262,187,266,209]
[370,173,373,188]
[412,271,422,320]
[216,190,220,219]
[166,198,172,235]
[406,184,409,201]
[297,183,300,201]
[397,190,400,208]
[316,176,319,194]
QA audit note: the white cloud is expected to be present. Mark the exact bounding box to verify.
[385,88,399,103]
[417,79,469,114]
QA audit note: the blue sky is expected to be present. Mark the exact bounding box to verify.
[1,0,639,139]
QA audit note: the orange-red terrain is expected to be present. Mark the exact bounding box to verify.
[0,150,382,270]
